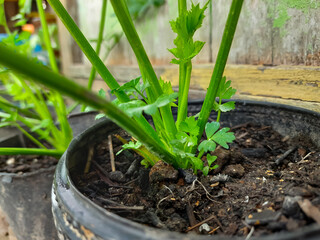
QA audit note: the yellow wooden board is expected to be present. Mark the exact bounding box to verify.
[161,64,320,104]
[74,64,320,113]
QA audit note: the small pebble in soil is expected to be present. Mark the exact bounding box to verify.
[6,158,15,165]
[245,210,281,225]
[282,196,303,219]
[199,223,210,233]
[210,173,230,183]
[109,171,126,183]
[179,169,196,184]
[223,164,245,178]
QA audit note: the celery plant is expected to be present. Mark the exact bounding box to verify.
[0,0,243,175]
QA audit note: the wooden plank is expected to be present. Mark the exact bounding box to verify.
[56,0,72,75]
[70,64,320,112]
[67,0,320,67]
[161,64,320,103]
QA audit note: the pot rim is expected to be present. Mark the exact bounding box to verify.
[54,99,320,240]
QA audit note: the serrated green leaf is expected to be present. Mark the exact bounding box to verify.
[198,139,216,152]
[140,159,150,168]
[136,80,150,94]
[117,141,142,155]
[111,76,141,95]
[95,113,105,120]
[213,101,235,112]
[186,1,210,36]
[175,131,188,144]
[98,88,106,98]
[222,86,236,99]
[202,166,209,176]
[211,128,235,149]
[122,93,178,117]
[158,77,174,95]
[169,1,209,63]
[118,100,146,117]
[211,164,219,170]
[158,78,177,107]
[179,116,199,136]
[30,119,51,132]
[207,154,217,167]
[217,77,236,99]
[220,101,235,112]
[190,156,204,172]
[205,121,220,138]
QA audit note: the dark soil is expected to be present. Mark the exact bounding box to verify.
[73,123,320,237]
[0,155,58,173]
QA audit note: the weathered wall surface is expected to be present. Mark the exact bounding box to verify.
[57,0,320,112]
[73,0,320,66]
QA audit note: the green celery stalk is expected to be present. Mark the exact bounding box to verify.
[110,0,177,139]
[36,0,73,144]
[176,0,188,128]
[195,0,244,148]
[0,96,40,119]
[0,44,179,167]
[87,0,108,90]
[46,0,128,103]
[47,0,161,145]
[0,148,64,158]
[0,101,56,147]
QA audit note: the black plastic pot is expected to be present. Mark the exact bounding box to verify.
[0,111,101,240]
[52,100,320,240]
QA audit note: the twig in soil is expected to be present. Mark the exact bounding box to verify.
[275,146,297,165]
[92,161,115,185]
[242,221,255,240]
[186,202,199,233]
[195,179,221,204]
[125,159,140,176]
[245,226,255,240]
[230,123,249,131]
[124,177,138,186]
[208,226,220,234]
[108,135,116,172]
[97,196,143,211]
[105,206,144,211]
[84,146,94,174]
[300,151,316,161]
[97,196,123,206]
[186,214,223,233]
[298,199,320,224]
[157,185,174,209]
[236,132,249,139]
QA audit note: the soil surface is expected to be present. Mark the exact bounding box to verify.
[0,154,58,173]
[73,123,320,237]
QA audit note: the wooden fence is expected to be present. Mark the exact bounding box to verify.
[57,0,320,112]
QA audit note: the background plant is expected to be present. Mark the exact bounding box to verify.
[0,0,243,175]
[0,0,71,157]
